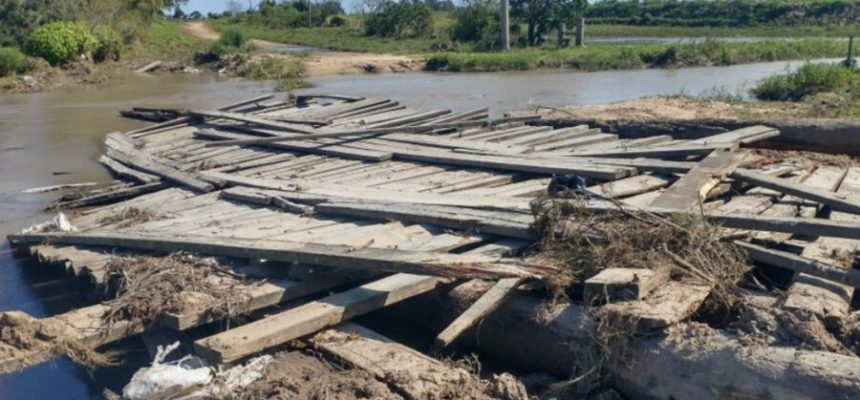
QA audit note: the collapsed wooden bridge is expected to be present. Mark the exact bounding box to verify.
[4,94,860,399]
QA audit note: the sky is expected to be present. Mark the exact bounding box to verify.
[183,0,363,14]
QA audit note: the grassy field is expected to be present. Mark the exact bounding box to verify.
[427,39,848,72]
[128,20,206,60]
[205,17,852,73]
[587,24,860,38]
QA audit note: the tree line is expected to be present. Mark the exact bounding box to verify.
[585,0,860,27]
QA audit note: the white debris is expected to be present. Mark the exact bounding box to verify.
[122,342,272,400]
[22,182,97,193]
[23,213,77,233]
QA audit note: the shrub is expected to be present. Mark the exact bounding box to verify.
[0,47,28,77]
[216,28,248,48]
[93,25,123,62]
[365,0,432,38]
[329,15,346,27]
[24,22,97,65]
[450,4,499,49]
[752,63,857,101]
[209,28,249,56]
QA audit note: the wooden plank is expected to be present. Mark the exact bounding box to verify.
[10,232,556,279]
[107,148,214,192]
[649,149,747,210]
[314,201,534,239]
[194,129,392,162]
[600,282,711,331]
[313,323,481,400]
[161,278,351,330]
[189,109,317,133]
[52,182,169,209]
[568,143,739,158]
[736,241,860,289]
[202,172,533,211]
[193,273,444,363]
[583,268,669,303]
[732,168,860,215]
[684,125,779,145]
[588,174,673,199]
[98,155,160,183]
[434,277,523,348]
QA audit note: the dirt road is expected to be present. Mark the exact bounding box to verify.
[181,22,425,77]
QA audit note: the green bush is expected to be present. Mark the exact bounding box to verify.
[450,4,498,49]
[209,28,248,56]
[0,47,28,77]
[93,25,123,62]
[217,28,248,48]
[24,22,97,65]
[752,63,858,102]
[365,0,432,38]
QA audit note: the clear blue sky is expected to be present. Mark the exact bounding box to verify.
[183,0,260,14]
[183,0,363,14]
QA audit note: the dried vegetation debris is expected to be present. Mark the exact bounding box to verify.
[102,253,251,327]
[0,311,118,372]
[529,196,748,305]
[97,207,162,228]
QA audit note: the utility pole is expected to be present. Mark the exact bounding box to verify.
[500,0,510,50]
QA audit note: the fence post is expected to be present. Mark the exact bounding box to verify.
[575,18,585,47]
[500,0,510,50]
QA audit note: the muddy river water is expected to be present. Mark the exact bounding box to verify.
[0,58,832,397]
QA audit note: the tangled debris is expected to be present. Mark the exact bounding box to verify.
[530,196,749,306]
[102,253,250,328]
[98,207,162,228]
[0,311,118,373]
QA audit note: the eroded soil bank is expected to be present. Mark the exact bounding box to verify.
[522,96,860,154]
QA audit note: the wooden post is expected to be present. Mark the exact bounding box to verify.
[846,36,855,69]
[500,0,510,50]
[575,18,585,47]
[557,23,566,48]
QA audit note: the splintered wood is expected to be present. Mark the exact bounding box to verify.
[5,94,860,390]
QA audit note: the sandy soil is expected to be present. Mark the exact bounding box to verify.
[238,351,403,400]
[528,97,747,123]
[182,22,425,77]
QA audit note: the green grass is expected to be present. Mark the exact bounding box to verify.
[209,19,451,54]
[242,55,309,91]
[129,20,205,60]
[587,24,860,38]
[752,63,859,101]
[427,39,849,72]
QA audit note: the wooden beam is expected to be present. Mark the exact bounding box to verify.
[568,143,739,158]
[193,130,392,162]
[106,148,214,192]
[649,149,747,210]
[434,277,523,349]
[98,155,160,183]
[51,182,168,209]
[188,109,319,133]
[193,273,444,363]
[314,323,486,399]
[735,241,860,289]
[198,122,486,147]
[732,168,860,215]
[9,232,555,279]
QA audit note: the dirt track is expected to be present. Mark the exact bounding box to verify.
[182,22,425,77]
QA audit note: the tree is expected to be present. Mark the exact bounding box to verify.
[172,5,185,19]
[188,10,202,19]
[226,0,244,16]
[510,0,585,46]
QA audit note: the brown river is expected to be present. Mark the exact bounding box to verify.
[0,58,830,397]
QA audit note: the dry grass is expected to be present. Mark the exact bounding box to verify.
[530,195,748,306]
[529,195,751,390]
[97,207,161,228]
[102,253,250,329]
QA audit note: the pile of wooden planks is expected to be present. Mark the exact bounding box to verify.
[5,94,860,396]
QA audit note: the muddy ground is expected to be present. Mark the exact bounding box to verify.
[183,22,425,77]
